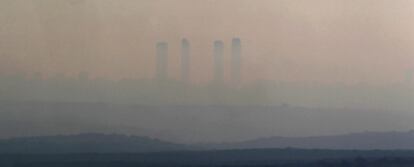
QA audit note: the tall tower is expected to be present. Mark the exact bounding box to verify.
[156,42,168,81]
[213,40,224,84]
[231,38,242,85]
[406,69,414,84]
[181,38,190,83]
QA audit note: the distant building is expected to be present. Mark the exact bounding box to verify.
[406,69,413,84]
[213,40,224,84]
[78,71,89,81]
[181,38,190,83]
[231,38,242,85]
[156,42,168,81]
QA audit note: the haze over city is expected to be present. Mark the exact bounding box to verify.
[0,0,414,144]
[1,0,414,84]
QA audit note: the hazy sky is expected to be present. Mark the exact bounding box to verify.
[1,0,414,84]
[1,0,414,142]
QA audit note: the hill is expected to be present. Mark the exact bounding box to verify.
[209,130,414,150]
[0,133,190,154]
[1,149,414,167]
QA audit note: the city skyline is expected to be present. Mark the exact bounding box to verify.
[1,0,413,85]
[154,38,243,84]
[1,0,414,151]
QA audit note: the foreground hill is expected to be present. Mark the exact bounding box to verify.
[0,133,190,154]
[211,130,414,150]
[2,130,414,154]
[1,101,414,143]
[0,149,414,167]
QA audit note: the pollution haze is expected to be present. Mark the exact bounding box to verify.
[0,0,414,143]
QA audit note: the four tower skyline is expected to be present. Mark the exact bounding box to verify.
[155,38,242,85]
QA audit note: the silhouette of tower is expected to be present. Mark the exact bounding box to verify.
[213,40,224,84]
[406,69,414,84]
[156,42,168,81]
[231,38,242,85]
[181,38,190,83]
[78,71,89,82]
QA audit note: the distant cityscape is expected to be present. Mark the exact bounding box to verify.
[155,38,242,86]
[0,39,413,109]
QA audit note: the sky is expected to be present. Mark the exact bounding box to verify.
[1,0,414,85]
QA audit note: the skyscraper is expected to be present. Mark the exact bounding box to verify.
[156,42,168,81]
[231,38,242,85]
[213,40,224,84]
[406,69,414,84]
[181,38,190,83]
